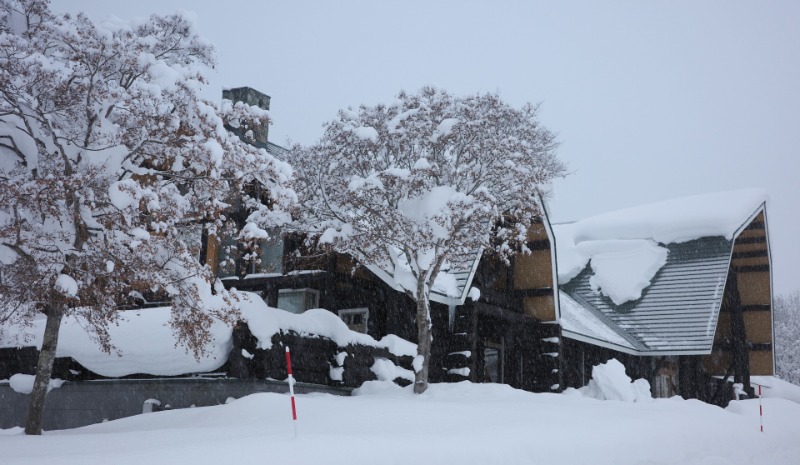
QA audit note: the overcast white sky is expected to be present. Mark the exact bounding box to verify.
[54,1,800,295]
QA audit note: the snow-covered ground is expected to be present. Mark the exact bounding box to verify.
[2,380,799,465]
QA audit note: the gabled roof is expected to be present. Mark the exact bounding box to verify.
[366,196,556,308]
[365,248,483,306]
[555,189,769,355]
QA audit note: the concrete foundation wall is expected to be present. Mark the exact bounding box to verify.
[0,378,349,431]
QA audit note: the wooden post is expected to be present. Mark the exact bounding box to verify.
[285,346,298,438]
[727,269,753,397]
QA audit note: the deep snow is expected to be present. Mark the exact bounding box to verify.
[2,380,799,465]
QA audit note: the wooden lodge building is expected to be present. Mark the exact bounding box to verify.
[205,88,775,405]
[0,88,776,411]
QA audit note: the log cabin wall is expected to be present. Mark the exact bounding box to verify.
[515,221,557,322]
[446,218,562,392]
[703,210,773,396]
[560,338,736,407]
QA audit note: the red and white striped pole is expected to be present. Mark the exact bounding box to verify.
[758,384,764,433]
[285,346,298,437]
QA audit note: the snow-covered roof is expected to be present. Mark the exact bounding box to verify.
[558,292,637,352]
[555,189,769,355]
[365,248,483,306]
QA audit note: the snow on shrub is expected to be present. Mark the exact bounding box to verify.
[8,374,63,395]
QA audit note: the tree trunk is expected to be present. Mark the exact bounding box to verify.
[414,276,432,394]
[24,302,65,435]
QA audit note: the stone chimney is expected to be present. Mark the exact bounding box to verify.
[222,86,271,146]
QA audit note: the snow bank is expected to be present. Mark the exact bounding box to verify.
[4,381,800,464]
[572,359,652,402]
[351,379,411,397]
[0,292,415,378]
[554,188,767,304]
[750,376,800,403]
[726,397,800,434]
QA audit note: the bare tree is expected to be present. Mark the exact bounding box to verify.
[0,0,293,434]
[292,86,565,393]
[775,290,800,385]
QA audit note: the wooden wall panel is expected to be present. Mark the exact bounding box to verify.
[514,250,553,289]
[523,295,555,322]
[526,223,548,241]
[737,272,771,306]
[336,255,356,274]
[749,351,774,376]
[737,228,766,239]
[703,351,732,376]
[715,313,731,341]
[731,257,770,268]
[732,242,767,253]
[743,311,773,344]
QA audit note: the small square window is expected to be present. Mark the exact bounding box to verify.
[338,308,369,334]
[277,288,319,314]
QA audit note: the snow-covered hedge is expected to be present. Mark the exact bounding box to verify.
[0,293,415,386]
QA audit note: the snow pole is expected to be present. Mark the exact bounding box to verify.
[285,346,298,438]
[758,384,764,433]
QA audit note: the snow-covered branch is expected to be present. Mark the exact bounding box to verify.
[290,86,565,393]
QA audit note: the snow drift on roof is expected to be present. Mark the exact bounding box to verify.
[554,188,767,304]
[0,293,415,378]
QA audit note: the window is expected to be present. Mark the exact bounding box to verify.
[653,357,678,398]
[176,224,202,263]
[277,288,319,314]
[257,234,284,275]
[338,308,369,334]
[217,232,283,278]
[483,338,504,383]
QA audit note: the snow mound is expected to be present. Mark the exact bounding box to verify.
[352,380,412,397]
[726,397,800,432]
[575,359,652,402]
[750,376,800,404]
[371,358,414,383]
